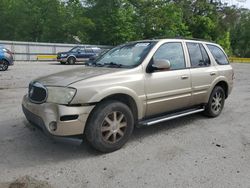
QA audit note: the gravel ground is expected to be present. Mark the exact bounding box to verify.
[0,62,250,188]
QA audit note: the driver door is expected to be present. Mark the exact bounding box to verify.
[145,42,192,117]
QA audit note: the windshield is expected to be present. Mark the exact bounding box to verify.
[70,47,80,52]
[89,42,156,68]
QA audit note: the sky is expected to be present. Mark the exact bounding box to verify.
[225,0,250,9]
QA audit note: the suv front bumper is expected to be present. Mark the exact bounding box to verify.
[57,57,67,62]
[22,95,94,136]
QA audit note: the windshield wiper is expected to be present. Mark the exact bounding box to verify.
[104,62,123,68]
[87,61,128,68]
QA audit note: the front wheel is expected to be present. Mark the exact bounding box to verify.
[67,57,76,64]
[204,86,225,117]
[0,60,9,71]
[85,100,134,153]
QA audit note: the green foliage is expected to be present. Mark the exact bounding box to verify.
[231,10,250,57]
[85,0,137,45]
[216,31,231,55]
[0,0,249,57]
[132,1,190,39]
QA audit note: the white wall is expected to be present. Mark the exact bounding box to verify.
[0,40,111,61]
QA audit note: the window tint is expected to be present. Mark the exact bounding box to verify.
[206,44,229,65]
[200,44,211,66]
[85,48,93,53]
[187,42,210,67]
[153,42,185,70]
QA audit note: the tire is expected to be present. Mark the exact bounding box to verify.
[0,60,9,71]
[85,100,134,153]
[67,57,76,64]
[204,86,225,117]
[60,61,66,65]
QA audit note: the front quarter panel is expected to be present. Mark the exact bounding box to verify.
[69,66,146,119]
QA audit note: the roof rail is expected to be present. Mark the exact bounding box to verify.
[146,36,213,43]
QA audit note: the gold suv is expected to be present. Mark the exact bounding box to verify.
[22,39,234,152]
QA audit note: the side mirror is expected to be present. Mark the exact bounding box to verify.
[147,59,171,73]
[152,59,171,69]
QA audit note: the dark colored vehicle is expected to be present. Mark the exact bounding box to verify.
[57,46,101,65]
[0,46,14,71]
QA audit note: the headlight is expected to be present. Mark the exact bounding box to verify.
[46,87,76,104]
[61,54,67,57]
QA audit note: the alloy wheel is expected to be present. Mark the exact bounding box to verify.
[101,111,127,144]
[211,91,223,114]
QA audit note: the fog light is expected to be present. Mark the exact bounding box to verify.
[49,121,57,131]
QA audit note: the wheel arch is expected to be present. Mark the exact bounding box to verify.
[214,81,229,99]
[1,58,10,65]
[98,93,138,122]
[67,55,76,61]
[84,92,140,137]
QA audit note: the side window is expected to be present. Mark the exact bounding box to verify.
[200,44,211,66]
[153,42,185,70]
[79,47,85,53]
[206,44,229,65]
[85,48,93,53]
[187,42,210,67]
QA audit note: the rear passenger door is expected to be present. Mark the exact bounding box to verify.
[186,42,218,105]
[84,48,95,58]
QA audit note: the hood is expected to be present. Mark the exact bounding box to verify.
[57,51,68,55]
[35,66,122,87]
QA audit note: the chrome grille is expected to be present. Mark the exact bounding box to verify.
[28,82,47,103]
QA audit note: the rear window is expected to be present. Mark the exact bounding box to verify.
[206,44,229,65]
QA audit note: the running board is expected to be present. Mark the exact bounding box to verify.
[139,107,205,126]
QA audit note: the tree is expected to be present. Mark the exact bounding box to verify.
[231,10,250,57]
[85,0,137,45]
[131,0,190,39]
[0,0,249,58]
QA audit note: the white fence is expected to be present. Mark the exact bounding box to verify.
[0,40,111,61]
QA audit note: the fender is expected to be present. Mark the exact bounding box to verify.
[89,86,146,119]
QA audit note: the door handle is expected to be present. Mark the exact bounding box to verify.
[181,75,189,80]
[210,72,216,76]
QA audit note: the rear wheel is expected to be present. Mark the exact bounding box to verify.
[204,86,225,117]
[85,100,134,153]
[67,57,76,64]
[0,60,9,71]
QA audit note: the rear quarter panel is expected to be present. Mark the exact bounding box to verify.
[215,64,234,95]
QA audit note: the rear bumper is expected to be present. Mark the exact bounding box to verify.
[22,95,94,136]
